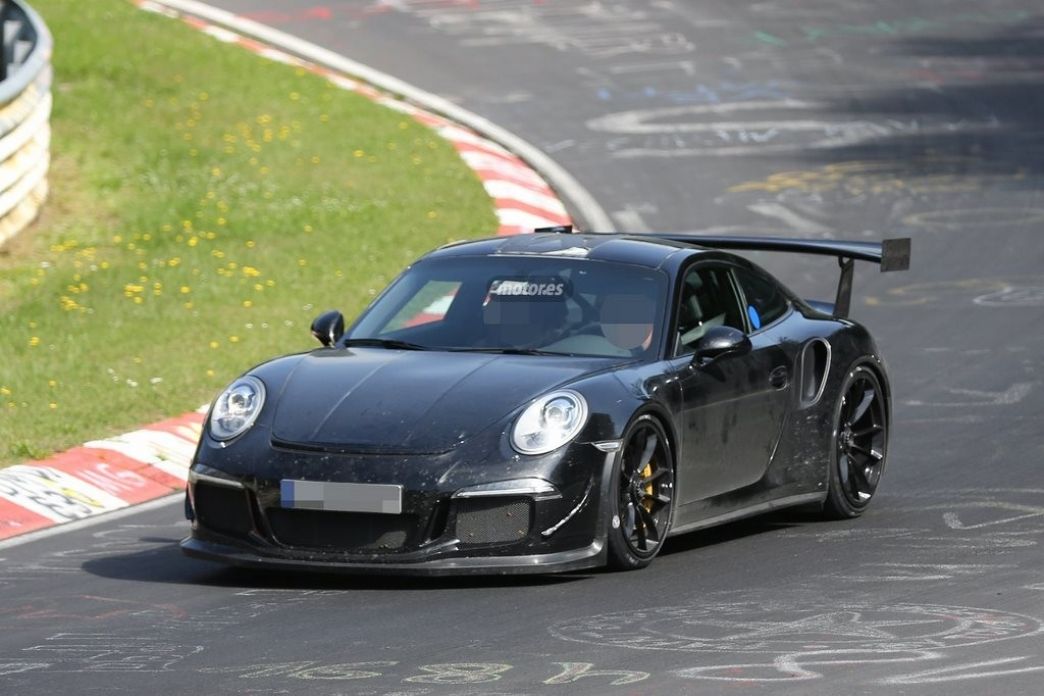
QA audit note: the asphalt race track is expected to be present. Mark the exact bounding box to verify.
[3,1,1043,693]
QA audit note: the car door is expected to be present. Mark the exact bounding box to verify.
[672,262,792,504]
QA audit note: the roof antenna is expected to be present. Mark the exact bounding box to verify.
[534,225,573,234]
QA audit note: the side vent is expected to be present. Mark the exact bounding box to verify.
[799,338,831,407]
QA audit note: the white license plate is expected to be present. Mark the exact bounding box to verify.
[280,480,403,514]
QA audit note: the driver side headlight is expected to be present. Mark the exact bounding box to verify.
[511,390,588,455]
[209,376,266,441]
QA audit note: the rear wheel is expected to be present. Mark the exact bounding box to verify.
[823,364,888,519]
[607,415,675,570]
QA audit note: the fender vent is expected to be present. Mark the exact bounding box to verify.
[799,338,831,407]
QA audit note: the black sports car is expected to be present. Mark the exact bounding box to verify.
[182,228,910,574]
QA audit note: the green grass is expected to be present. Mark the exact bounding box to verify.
[0,0,497,465]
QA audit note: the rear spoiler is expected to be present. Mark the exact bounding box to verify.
[533,226,911,319]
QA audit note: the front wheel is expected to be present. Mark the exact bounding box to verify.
[823,364,889,519]
[606,415,675,570]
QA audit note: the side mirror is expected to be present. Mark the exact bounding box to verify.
[692,326,751,364]
[311,310,345,347]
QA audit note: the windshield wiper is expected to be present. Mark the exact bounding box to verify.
[450,347,570,356]
[343,338,429,351]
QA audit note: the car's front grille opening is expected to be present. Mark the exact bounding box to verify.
[193,482,255,538]
[455,497,532,545]
[422,499,451,544]
[266,508,415,552]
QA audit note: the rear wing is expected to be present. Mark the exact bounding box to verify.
[534,226,911,319]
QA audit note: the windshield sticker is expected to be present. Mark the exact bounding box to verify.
[489,278,570,298]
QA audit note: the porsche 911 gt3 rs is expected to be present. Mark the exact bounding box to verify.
[182,228,910,575]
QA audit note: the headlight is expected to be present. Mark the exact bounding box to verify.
[511,390,588,455]
[209,376,266,441]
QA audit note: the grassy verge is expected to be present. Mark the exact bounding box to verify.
[0,0,497,465]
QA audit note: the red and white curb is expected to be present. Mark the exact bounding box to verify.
[0,411,204,541]
[0,0,573,543]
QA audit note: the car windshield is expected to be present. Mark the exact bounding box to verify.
[349,255,668,358]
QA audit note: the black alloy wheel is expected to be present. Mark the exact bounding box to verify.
[823,364,888,519]
[607,415,675,570]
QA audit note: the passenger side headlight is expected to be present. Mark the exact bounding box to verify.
[210,376,266,441]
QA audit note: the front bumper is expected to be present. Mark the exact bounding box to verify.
[182,437,616,575]
[181,536,605,576]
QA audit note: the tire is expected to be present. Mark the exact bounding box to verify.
[822,363,889,519]
[606,415,675,570]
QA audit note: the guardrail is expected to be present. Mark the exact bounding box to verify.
[0,0,50,249]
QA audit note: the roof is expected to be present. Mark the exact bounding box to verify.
[427,233,702,269]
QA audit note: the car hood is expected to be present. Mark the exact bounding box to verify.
[269,348,618,453]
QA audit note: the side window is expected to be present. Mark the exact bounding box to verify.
[732,267,788,331]
[673,266,745,356]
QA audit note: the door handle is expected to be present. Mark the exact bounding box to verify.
[769,365,789,390]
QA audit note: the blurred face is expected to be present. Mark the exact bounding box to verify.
[602,294,655,350]
[484,297,564,347]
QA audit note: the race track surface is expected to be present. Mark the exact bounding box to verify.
[2,1,1042,693]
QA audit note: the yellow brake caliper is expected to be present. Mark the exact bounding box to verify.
[641,462,654,512]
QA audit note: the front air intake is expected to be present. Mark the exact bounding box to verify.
[455,497,532,545]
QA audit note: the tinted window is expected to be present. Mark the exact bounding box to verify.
[674,266,745,356]
[733,267,789,330]
[350,256,668,358]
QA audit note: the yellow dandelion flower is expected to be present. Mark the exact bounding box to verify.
[245,240,255,248]
[289,91,300,101]
[242,266,261,277]
[180,286,191,294]
[0,387,11,396]
[229,336,240,343]
[209,341,219,349]
[49,403,57,410]
[206,369,215,378]
[254,283,264,292]
[298,259,308,267]
[113,235,123,243]
[243,300,253,308]
[134,296,144,304]
[354,149,365,158]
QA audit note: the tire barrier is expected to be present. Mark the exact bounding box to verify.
[0,0,50,249]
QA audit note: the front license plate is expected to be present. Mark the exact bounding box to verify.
[280,480,403,514]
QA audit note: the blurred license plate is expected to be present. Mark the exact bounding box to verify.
[280,480,403,514]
